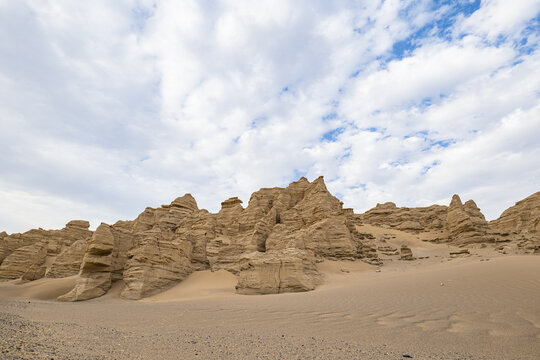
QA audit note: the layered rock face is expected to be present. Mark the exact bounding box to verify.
[0,242,48,281]
[445,195,488,245]
[61,177,377,299]
[236,249,322,295]
[399,245,414,261]
[361,202,447,232]
[45,240,87,278]
[360,194,491,245]
[0,221,92,282]
[489,191,540,253]
[121,194,199,299]
[58,223,134,301]
[1,179,538,301]
[179,177,376,294]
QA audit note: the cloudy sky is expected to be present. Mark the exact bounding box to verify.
[1,0,539,233]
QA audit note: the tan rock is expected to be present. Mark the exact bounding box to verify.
[46,240,87,278]
[361,202,447,233]
[489,191,540,253]
[0,229,49,265]
[490,191,540,233]
[450,249,470,257]
[446,195,488,244]
[58,223,133,301]
[5,177,533,302]
[400,245,414,260]
[0,242,47,280]
[65,220,90,229]
[120,194,200,299]
[236,249,322,295]
[377,245,399,255]
[121,233,193,300]
[0,220,91,267]
[175,209,215,270]
[397,221,423,231]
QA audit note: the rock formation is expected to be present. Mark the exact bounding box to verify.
[0,242,47,281]
[489,191,540,253]
[445,195,488,245]
[0,178,538,301]
[360,194,491,245]
[58,223,133,301]
[399,245,414,260]
[121,194,199,299]
[360,202,447,232]
[0,220,92,265]
[45,240,87,278]
[236,249,322,295]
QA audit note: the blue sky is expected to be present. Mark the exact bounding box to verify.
[1,0,539,233]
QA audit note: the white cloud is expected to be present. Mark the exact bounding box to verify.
[0,0,539,233]
[456,0,540,41]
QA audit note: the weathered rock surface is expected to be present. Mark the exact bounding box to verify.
[488,191,540,253]
[236,249,322,294]
[400,245,414,261]
[490,191,540,233]
[360,194,492,246]
[0,242,47,281]
[58,223,133,301]
[46,240,87,278]
[361,202,447,233]
[1,177,537,301]
[450,249,470,257]
[121,195,198,299]
[202,177,375,277]
[446,195,488,245]
[0,220,92,269]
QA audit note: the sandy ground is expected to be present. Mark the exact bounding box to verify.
[1,228,539,359]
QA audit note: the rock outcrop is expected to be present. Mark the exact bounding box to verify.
[236,249,322,295]
[360,202,447,233]
[399,245,414,260]
[489,191,540,253]
[0,242,47,281]
[121,194,199,299]
[0,220,92,268]
[58,223,133,301]
[446,195,488,245]
[45,240,87,278]
[360,194,491,245]
[1,178,537,301]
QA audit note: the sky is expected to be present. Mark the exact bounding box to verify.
[1,0,539,233]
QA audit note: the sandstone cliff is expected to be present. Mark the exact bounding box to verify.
[489,191,540,254]
[0,179,538,301]
[446,195,488,245]
[0,221,92,282]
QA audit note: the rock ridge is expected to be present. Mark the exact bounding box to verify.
[0,179,538,300]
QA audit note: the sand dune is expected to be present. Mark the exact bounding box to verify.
[1,233,539,359]
[143,269,239,302]
[0,276,77,301]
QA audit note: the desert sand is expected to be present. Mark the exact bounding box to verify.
[1,234,539,360]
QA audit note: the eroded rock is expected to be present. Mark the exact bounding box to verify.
[46,240,87,278]
[236,249,322,295]
[0,242,47,281]
[400,245,414,260]
[446,195,488,245]
[58,223,133,301]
